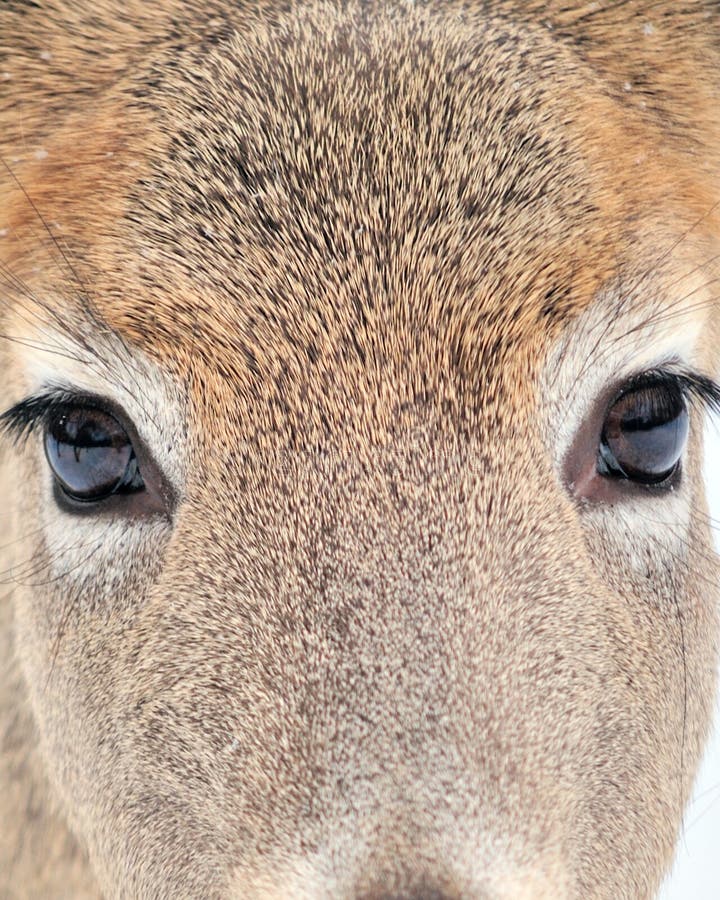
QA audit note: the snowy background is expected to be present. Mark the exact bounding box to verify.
[659,415,720,898]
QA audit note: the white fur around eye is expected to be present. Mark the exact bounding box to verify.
[8,323,188,492]
[543,286,707,472]
[5,322,186,581]
[33,508,170,587]
[541,280,713,560]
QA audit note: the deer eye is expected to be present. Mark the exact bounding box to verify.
[598,378,689,485]
[44,405,145,503]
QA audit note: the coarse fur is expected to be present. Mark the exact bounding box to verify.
[1,1,719,897]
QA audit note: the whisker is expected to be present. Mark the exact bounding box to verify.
[0,330,97,365]
[0,525,47,554]
[1,159,164,433]
[686,789,720,833]
[549,202,720,423]
[1,155,89,297]
[0,529,106,587]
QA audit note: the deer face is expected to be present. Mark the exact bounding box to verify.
[1,2,719,898]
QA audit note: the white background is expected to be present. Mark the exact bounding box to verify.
[659,416,720,898]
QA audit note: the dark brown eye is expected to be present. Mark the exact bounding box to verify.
[44,406,145,502]
[598,379,689,485]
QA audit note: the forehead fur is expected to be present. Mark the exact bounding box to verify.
[1,1,719,431]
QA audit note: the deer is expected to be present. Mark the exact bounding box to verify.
[1,1,719,897]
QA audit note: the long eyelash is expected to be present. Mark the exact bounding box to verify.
[665,371,720,416]
[0,390,80,443]
[613,368,720,418]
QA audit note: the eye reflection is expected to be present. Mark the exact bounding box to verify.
[598,380,689,485]
[44,406,144,502]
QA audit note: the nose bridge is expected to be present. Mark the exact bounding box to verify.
[300,433,593,801]
[316,426,585,635]
[172,430,589,894]
[302,421,587,662]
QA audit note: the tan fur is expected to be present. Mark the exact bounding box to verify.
[1,2,719,897]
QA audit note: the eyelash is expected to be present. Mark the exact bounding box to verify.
[1,370,720,446]
[617,369,720,416]
[0,390,113,443]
